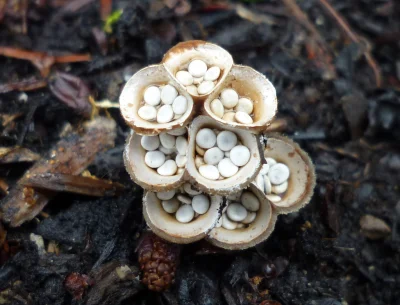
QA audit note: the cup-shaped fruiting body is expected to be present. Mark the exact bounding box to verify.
[162,41,233,101]
[260,134,316,214]
[124,130,188,192]
[207,184,277,250]
[186,116,262,196]
[143,189,223,244]
[120,65,194,135]
[203,65,277,132]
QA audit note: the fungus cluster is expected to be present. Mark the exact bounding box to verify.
[120,41,316,250]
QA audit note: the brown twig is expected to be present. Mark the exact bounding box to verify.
[100,0,112,20]
[0,77,47,93]
[317,0,382,87]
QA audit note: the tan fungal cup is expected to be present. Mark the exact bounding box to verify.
[204,65,278,132]
[119,65,194,135]
[143,191,222,244]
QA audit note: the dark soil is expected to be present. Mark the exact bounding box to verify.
[0,0,399,304]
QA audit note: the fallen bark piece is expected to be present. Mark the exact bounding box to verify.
[360,214,391,240]
[0,117,116,227]
[0,147,40,164]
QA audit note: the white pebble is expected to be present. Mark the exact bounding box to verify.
[183,183,201,196]
[220,88,239,108]
[196,145,205,156]
[227,203,248,222]
[271,180,288,194]
[237,223,245,229]
[204,66,221,81]
[175,154,187,168]
[144,86,161,106]
[156,190,176,200]
[145,151,165,168]
[157,160,177,176]
[204,147,224,165]
[268,163,290,185]
[242,211,256,224]
[197,81,215,95]
[216,131,237,151]
[230,145,251,167]
[196,128,217,149]
[176,71,193,86]
[162,198,180,213]
[188,59,207,77]
[138,105,157,121]
[176,136,188,155]
[221,213,237,230]
[159,133,176,149]
[260,163,270,175]
[218,158,238,178]
[186,85,198,95]
[210,99,224,118]
[192,194,210,214]
[235,111,254,124]
[266,157,277,166]
[222,112,235,122]
[199,164,219,180]
[263,175,272,194]
[193,77,203,85]
[141,136,160,151]
[234,98,253,114]
[177,194,192,204]
[195,156,206,169]
[172,96,188,115]
[157,105,174,123]
[161,85,178,105]
[241,192,260,212]
[266,194,282,203]
[167,127,187,136]
[175,205,194,223]
[159,144,175,155]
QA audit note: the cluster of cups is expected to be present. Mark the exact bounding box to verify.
[120,41,315,250]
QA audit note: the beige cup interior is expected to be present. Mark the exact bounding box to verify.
[143,191,222,244]
[119,64,194,135]
[186,116,262,196]
[162,40,233,97]
[204,65,277,131]
[124,132,185,192]
[207,184,277,250]
[264,135,316,214]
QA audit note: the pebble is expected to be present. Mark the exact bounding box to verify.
[268,163,290,185]
[222,112,235,122]
[141,135,160,151]
[210,99,224,118]
[242,211,256,224]
[222,213,237,230]
[157,160,177,176]
[263,175,272,194]
[183,183,201,196]
[266,194,282,203]
[145,151,165,168]
[177,194,192,204]
[196,145,205,156]
[192,194,210,214]
[157,105,174,123]
[220,88,239,108]
[176,71,193,86]
[217,131,237,151]
[162,198,180,213]
[241,192,260,212]
[167,127,187,136]
[196,128,217,149]
[188,59,207,77]
[227,203,248,222]
[218,158,238,178]
[197,81,215,95]
[193,77,203,85]
[138,105,157,121]
[199,164,219,180]
[159,144,175,155]
[237,223,245,229]
[195,156,206,168]
[156,190,176,200]
[271,180,288,194]
[172,96,188,115]
[159,133,175,149]
[144,86,161,106]
[266,157,277,166]
[175,205,195,223]
[161,85,178,105]
[235,111,253,124]
[175,154,187,168]
[256,174,264,191]
[176,136,188,155]
[204,66,221,81]
[204,147,224,165]
[234,98,253,114]
[260,164,270,175]
[230,145,251,167]
[186,85,198,95]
